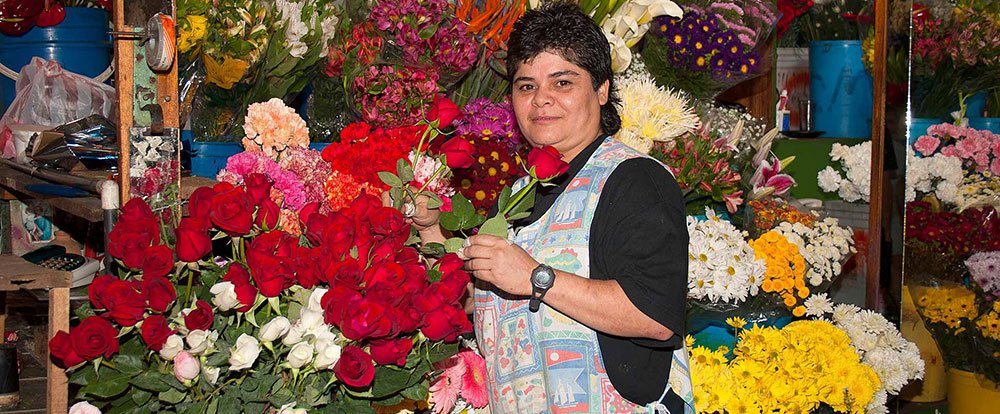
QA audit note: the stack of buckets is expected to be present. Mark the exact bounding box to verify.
[0,8,112,114]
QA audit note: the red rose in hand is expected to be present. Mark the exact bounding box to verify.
[49,331,84,368]
[104,280,147,327]
[88,274,116,310]
[255,199,281,230]
[141,245,175,278]
[439,137,476,169]
[187,187,215,220]
[175,218,213,262]
[422,305,471,342]
[144,276,177,313]
[526,145,570,181]
[140,315,174,351]
[71,316,120,360]
[244,173,273,205]
[427,96,462,129]
[333,345,376,388]
[184,300,214,332]
[209,187,253,236]
[36,3,65,27]
[339,299,396,341]
[369,337,413,366]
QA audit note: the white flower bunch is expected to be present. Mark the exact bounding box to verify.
[274,0,340,59]
[263,288,344,371]
[687,209,767,304]
[773,217,856,286]
[905,147,963,204]
[817,141,872,203]
[614,73,700,154]
[814,302,925,414]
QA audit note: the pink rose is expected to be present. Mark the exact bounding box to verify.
[913,135,940,156]
[173,351,200,382]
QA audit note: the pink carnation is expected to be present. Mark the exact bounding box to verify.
[913,135,941,156]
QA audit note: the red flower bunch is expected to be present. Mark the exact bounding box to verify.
[777,0,814,38]
[324,21,384,78]
[651,127,744,214]
[322,122,424,209]
[452,136,526,215]
[905,201,1000,257]
[0,0,110,36]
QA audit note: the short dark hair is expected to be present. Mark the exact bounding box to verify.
[506,2,621,136]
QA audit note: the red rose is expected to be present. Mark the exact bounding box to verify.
[144,276,177,313]
[223,264,258,312]
[209,187,253,236]
[526,145,570,181]
[427,96,462,129]
[370,207,406,237]
[244,173,273,205]
[294,248,324,289]
[175,218,213,262]
[70,316,120,360]
[439,137,476,169]
[436,253,464,274]
[141,245,175,278]
[223,263,251,285]
[184,300,214,332]
[213,182,235,193]
[339,298,396,341]
[422,305,471,342]
[255,199,281,230]
[248,255,295,297]
[317,213,355,257]
[327,258,364,291]
[120,198,156,224]
[364,261,406,289]
[104,280,147,327]
[108,224,160,269]
[412,291,445,314]
[349,194,381,220]
[322,286,363,326]
[298,202,320,223]
[49,331,84,368]
[187,187,215,220]
[333,345,376,388]
[140,315,174,351]
[396,247,420,265]
[369,338,413,366]
[88,274,116,310]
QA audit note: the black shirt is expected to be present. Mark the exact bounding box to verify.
[512,136,688,408]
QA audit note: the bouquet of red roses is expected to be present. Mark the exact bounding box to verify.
[50,180,473,412]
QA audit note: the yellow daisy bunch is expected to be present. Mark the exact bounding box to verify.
[749,231,809,316]
[976,301,1000,341]
[916,285,979,330]
[689,321,881,414]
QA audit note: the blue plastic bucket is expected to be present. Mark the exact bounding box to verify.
[969,118,1000,134]
[688,310,792,355]
[809,41,873,138]
[191,142,243,178]
[964,92,988,119]
[0,8,111,113]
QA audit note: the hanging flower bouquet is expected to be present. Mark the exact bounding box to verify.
[50,179,474,411]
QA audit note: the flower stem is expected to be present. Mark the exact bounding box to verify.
[415,164,448,196]
[501,178,538,217]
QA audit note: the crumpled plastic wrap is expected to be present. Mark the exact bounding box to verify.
[26,115,118,171]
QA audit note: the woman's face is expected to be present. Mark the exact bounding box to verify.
[511,52,609,161]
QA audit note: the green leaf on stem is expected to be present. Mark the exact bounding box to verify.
[507,212,530,221]
[496,186,513,213]
[426,341,459,364]
[508,188,535,217]
[130,389,152,406]
[82,368,131,399]
[397,158,414,183]
[217,394,241,414]
[420,242,446,257]
[73,302,96,320]
[479,215,510,238]
[378,171,403,188]
[423,192,443,209]
[400,379,430,401]
[158,388,187,404]
[443,237,465,254]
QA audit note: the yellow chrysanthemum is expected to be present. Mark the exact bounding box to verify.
[614,74,699,153]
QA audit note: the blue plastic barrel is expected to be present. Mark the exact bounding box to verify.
[191,142,243,178]
[0,7,111,113]
[970,118,1000,134]
[809,41,874,138]
[964,92,988,119]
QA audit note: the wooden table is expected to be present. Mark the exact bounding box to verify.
[0,255,70,413]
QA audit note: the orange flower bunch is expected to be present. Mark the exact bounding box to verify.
[749,231,809,316]
[455,0,527,55]
[749,198,817,232]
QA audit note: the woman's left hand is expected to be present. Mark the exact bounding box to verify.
[462,234,538,297]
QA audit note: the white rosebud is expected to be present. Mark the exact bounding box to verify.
[313,340,342,370]
[283,325,306,346]
[203,365,220,385]
[186,330,218,355]
[69,401,102,414]
[159,334,184,360]
[259,316,291,342]
[210,282,241,311]
[229,334,261,371]
[308,288,328,312]
[287,342,314,369]
[277,403,308,414]
[298,308,324,332]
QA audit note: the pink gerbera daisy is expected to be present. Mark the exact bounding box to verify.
[458,349,489,408]
[429,354,466,414]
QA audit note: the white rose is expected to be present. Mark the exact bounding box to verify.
[313,340,342,370]
[287,342,314,369]
[277,403,308,414]
[259,316,291,342]
[283,325,306,346]
[69,401,102,414]
[308,288,328,312]
[203,365,221,385]
[159,334,184,360]
[229,334,261,371]
[210,282,241,311]
[298,309,323,332]
[186,330,218,355]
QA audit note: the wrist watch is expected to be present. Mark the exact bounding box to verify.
[529,263,556,312]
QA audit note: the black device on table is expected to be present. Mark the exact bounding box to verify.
[21,245,100,287]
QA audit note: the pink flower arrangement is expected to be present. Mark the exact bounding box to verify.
[242,98,309,160]
[919,123,1000,175]
[428,348,489,413]
[353,65,441,128]
[370,0,477,73]
[967,251,1000,297]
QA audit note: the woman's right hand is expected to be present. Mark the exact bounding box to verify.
[381,191,446,243]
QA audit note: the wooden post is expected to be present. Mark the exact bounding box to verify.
[46,286,70,413]
[867,0,889,310]
[113,0,134,200]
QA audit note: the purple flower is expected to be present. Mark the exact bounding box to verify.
[967,251,1000,296]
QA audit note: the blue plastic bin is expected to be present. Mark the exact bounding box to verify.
[809,41,874,138]
[191,142,243,178]
[0,8,111,113]
[970,118,1000,134]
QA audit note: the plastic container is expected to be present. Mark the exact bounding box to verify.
[0,8,111,113]
[809,41,873,138]
[190,142,242,178]
[947,369,1000,414]
[969,117,1000,134]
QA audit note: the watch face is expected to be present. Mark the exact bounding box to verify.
[532,266,554,287]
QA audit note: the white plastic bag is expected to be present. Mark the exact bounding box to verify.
[0,57,116,160]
